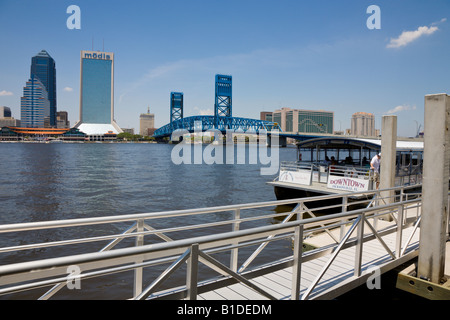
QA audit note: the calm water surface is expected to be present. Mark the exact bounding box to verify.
[0,142,296,299]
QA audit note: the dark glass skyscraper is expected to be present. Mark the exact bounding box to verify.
[30,50,56,126]
[20,75,50,128]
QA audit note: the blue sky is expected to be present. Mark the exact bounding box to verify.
[0,0,449,136]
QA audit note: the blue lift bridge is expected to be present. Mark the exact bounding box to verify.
[153,74,282,139]
[170,92,183,124]
[215,74,232,118]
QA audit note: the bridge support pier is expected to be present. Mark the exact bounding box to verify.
[267,134,286,147]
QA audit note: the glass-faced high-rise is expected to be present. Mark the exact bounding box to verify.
[20,75,50,128]
[80,51,113,124]
[75,51,122,137]
[30,50,56,126]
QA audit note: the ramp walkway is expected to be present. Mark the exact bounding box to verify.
[0,185,422,300]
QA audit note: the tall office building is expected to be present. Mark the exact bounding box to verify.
[56,111,70,128]
[20,75,50,128]
[75,50,122,138]
[0,106,20,128]
[260,111,272,122]
[271,108,334,134]
[351,112,375,136]
[30,50,57,127]
[0,107,12,118]
[140,107,155,136]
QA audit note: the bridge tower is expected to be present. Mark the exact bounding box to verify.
[214,75,232,125]
[170,92,183,124]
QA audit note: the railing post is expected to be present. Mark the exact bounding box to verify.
[186,243,199,300]
[354,213,364,277]
[133,219,144,297]
[396,205,404,258]
[291,225,304,300]
[230,209,240,272]
[340,196,348,241]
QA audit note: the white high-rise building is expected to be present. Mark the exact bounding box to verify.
[351,112,375,137]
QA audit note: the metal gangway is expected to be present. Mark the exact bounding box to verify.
[0,184,423,300]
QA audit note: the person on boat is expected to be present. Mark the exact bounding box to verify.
[362,156,369,166]
[370,153,381,189]
[330,156,337,174]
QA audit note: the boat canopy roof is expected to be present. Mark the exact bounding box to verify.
[296,137,423,152]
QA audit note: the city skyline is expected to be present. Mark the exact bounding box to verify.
[1,1,449,136]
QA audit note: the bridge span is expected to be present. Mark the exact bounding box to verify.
[152,115,282,139]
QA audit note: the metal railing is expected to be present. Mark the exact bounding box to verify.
[0,184,423,300]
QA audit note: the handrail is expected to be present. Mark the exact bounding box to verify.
[0,183,422,234]
[0,188,423,300]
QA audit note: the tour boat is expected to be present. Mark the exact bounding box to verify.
[268,136,424,203]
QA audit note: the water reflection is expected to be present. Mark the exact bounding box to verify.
[0,142,298,299]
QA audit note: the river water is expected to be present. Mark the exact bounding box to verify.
[0,142,297,299]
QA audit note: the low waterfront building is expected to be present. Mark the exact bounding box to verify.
[0,127,86,141]
[0,118,21,128]
[269,108,334,134]
[122,128,135,135]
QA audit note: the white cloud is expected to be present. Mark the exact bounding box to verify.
[386,105,416,114]
[0,90,13,96]
[63,87,73,92]
[432,18,447,26]
[387,25,439,48]
[194,107,213,115]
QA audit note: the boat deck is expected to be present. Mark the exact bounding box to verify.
[267,180,372,200]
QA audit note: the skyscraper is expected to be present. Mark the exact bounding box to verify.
[351,112,375,136]
[140,107,155,136]
[75,50,122,139]
[30,50,57,126]
[0,107,12,118]
[20,75,50,128]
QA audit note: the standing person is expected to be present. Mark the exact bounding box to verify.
[370,153,381,189]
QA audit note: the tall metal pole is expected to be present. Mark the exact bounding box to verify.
[418,93,450,284]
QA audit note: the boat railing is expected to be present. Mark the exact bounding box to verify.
[277,161,425,191]
[395,163,423,186]
[277,161,372,189]
[0,184,424,300]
